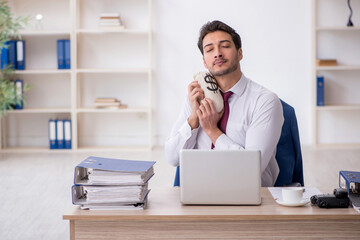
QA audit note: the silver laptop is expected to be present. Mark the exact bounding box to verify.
[180,149,261,205]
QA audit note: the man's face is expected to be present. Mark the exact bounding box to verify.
[202,31,242,77]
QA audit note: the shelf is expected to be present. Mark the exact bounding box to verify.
[316,65,360,71]
[312,0,360,146]
[77,107,151,113]
[77,68,150,74]
[316,26,360,31]
[1,0,153,151]
[6,108,72,114]
[310,143,360,149]
[0,146,151,152]
[19,30,71,36]
[0,147,72,153]
[14,69,71,74]
[76,29,149,34]
[316,105,360,111]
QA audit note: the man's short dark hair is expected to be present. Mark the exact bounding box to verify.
[197,20,242,55]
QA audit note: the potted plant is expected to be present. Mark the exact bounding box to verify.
[0,1,30,117]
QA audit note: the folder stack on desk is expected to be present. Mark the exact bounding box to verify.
[72,156,156,210]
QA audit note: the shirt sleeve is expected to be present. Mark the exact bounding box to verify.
[214,93,284,173]
[164,97,199,166]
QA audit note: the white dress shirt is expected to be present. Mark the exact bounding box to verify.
[165,74,284,187]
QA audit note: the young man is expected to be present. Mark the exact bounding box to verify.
[165,20,284,187]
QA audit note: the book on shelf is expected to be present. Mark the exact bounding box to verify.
[317,76,324,106]
[7,40,17,69]
[100,12,120,18]
[95,97,118,103]
[316,59,337,66]
[56,119,65,149]
[14,79,23,109]
[57,39,70,69]
[64,119,72,149]
[1,40,26,70]
[48,119,72,149]
[99,12,124,29]
[73,156,156,210]
[94,97,128,109]
[64,39,71,69]
[49,119,57,149]
[57,40,65,69]
[16,40,25,70]
[94,102,122,107]
[1,42,9,69]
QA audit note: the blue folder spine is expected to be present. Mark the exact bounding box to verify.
[57,119,65,149]
[64,39,70,69]
[8,40,17,69]
[57,40,65,69]
[74,156,156,185]
[16,40,25,70]
[317,76,324,106]
[49,119,58,149]
[77,156,156,172]
[14,79,23,109]
[1,41,9,69]
[64,119,72,149]
[339,170,360,194]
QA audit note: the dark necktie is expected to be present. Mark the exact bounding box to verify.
[211,91,233,149]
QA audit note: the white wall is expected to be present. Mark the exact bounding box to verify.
[153,0,312,145]
[4,0,319,147]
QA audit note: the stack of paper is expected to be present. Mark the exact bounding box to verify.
[72,156,156,210]
[99,13,125,29]
[94,98,127,109]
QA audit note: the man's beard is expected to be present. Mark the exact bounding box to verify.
[210,57,239,77]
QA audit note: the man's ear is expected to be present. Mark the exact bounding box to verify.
[238,48,243,61]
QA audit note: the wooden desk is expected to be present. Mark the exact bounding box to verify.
[63,187,360,240]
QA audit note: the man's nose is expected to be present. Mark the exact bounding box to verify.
[214,47,223,58]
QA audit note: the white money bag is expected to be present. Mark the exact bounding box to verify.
[194,71,224,113]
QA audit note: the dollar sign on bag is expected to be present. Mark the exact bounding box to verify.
[204,74,219,93]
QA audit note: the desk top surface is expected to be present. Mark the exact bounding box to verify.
[63,187,360,221]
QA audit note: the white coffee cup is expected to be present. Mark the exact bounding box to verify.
[282,187,304,203]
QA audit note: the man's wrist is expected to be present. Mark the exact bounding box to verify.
[187,115,199,130]
[208,128,223,145]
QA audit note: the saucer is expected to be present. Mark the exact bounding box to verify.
[275,198,310,207]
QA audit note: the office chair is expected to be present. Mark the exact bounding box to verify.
[274,100,304,187]
[173,100,304,187]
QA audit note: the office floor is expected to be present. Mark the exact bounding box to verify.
[0,146,359,240]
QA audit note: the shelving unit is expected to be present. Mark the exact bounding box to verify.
[0,0,153,152]
[312,0,360,146]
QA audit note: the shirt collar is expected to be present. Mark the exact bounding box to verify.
[222,73,248,98]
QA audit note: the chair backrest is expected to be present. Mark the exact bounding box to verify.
[173,100,304,187]
[174,165,180,186]
[274,100,304,186]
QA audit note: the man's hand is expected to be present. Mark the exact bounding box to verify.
[197,98,224,144]
[187,81,204,129]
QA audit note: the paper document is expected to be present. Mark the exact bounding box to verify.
[86,185,148,203]
[72,185,149,204]
[87,168,153,185]
[80,198,148,210]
